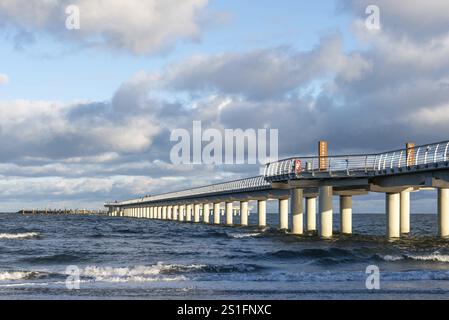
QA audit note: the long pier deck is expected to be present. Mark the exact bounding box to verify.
[105,140,449,239]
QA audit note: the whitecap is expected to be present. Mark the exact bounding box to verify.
[0,232,40,240]
[229,233,260,239]
[79,263,201,283]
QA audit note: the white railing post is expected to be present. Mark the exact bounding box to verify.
[445,143,449,162]
[434,144,440,163]
[415,148,421,166]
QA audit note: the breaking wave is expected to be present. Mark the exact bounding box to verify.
[0,232,40,240]
[378,252,449,263]
[0,271,48,281]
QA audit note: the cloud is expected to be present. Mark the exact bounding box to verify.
[0,73,8,85]
[1,0,449,211]
[338,0,449,40]
[0,0,209,55]
[164,34,372,100]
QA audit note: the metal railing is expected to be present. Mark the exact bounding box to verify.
[106,176,270,206]
[264,140,449,182]
[106,140,449,207]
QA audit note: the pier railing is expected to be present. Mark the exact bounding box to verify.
[264,140,449,182]
[106,140,449,207]
[106,176,270,206]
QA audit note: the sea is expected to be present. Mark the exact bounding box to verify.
[1,212,449,300]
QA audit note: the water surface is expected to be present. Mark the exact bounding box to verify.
[0,213,448,299]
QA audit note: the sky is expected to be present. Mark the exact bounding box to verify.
[0,0,449,213]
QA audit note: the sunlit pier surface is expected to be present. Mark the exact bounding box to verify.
[105,140,449,240]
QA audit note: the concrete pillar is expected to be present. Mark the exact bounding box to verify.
[400,190,410,234]
[167,206,172,220]
[162,206,167,220]
[203,204,210,224]
[149,207,153,219]
[438,189,449,238]
[319,186,333,238]
[214,203,221,225]
[226,202,233,226]
[186,204,192,222]
[306,197,317,232]
[179,205,185,222]
[173,206,179,221]
[340,196,352,235]
[240,201,249,226]
[279,199,289,230]
[157,207,162,219]
[194,204,201,223]
[386,193,400,239]
[258,200,267,228]
[291,189,304,235]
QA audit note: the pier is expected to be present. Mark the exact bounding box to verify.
[19,209,105,215]
[105,140,449,239]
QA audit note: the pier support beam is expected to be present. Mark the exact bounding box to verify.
[158,207,162,219]
[194,204,200,223]
[319,186,333,239]
[438,188,449,238]
[240,201,249,226]
[291,189,304,235]
[400,190,411,235]
[226,202,233,226]
[162,206,167,220]
[306,197,317,233]
[214,203,221,225]
[386,193,400,239]
[279,199,289,230]
[186,205,192,222]
[179,205,185,222]
[340,195,352,235]
[172,206,178,221]
[167,206,172,220]
[203,204,210,224]
[150,207,154,219]
[258,200,266,228]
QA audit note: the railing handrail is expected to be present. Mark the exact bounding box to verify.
[264,140,449,167]
[107,139,449,206]
[107,175,269,206]
[265,139,449,180]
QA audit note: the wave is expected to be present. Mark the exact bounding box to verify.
[76,262,266,283]
[192,269,449,282]
[228,233,261,239]
[378,252,449,263]
[81,264,188,283]
[0,271,49,281]
[0,232,40,240]
[266,248,355,260]
[20,253,85,264]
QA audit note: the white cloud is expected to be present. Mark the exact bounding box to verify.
[0,0,209,55]
[0,74,9,85]
[164,34,372,99]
